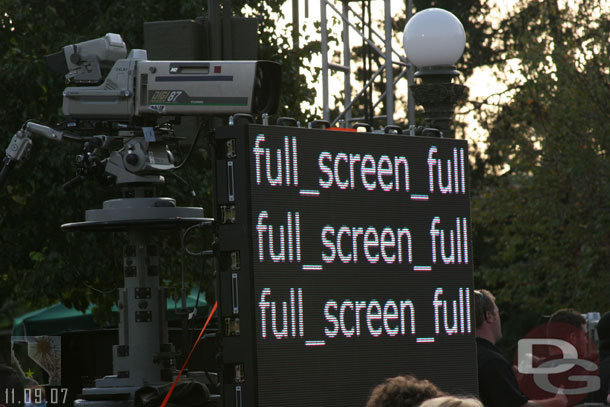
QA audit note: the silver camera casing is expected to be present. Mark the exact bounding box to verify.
[62,50,142,120]
[136,60,264,116]
[62,49,280,120]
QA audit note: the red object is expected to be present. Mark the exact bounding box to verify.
[160,301,219,407]
[325,127,357,132]
[214,66,221,74]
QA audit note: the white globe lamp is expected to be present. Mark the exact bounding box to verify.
[403,8,468,138]
[403,8,466,73]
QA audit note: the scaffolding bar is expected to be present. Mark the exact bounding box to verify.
[319,0,415,128]
[384,0,393,125]
[321,0,330,121]
[330,65,385,127]
[342,0,352,126]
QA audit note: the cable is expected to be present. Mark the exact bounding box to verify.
[173,121,205,170]
[181,221,214,257]
[180,223,215,358]
[71,265,117,294]
[160,302,218,407]
[187,256,208,342]
[0,157,15,189]
[168,172,197,200]
[181,165,203,207]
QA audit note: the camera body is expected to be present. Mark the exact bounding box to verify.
[49,34,281,121]
[134,60,279,116]
[62,51,280,120]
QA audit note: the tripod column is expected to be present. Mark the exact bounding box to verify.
[113,227,167,385]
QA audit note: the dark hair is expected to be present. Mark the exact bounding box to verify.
[474,289,496,329]
[549,308,586,327]
[366,375,445,407]
[547,308,585,340]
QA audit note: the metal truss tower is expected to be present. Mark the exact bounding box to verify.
[317,0,416,129]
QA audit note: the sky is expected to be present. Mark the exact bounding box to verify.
[266,0,523,151]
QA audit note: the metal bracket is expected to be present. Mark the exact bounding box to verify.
[147,265,158,276]
[117,345,129,357]
[135,287,151,299]
[124,266,136,277]
[135,311,152,322]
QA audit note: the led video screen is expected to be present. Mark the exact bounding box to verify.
[215,124,477,407]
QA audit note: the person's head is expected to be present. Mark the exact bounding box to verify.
[548,308,586,330]
[366,375,445,407]
[547,308,587,354]
[474,289,502,344]
[419,396,483,407]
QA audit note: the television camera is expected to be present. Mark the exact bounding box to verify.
[2,33,280,189]
[2,33,281,406]
[46,32,281,120]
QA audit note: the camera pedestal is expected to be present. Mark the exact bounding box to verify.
[62,194,213,406]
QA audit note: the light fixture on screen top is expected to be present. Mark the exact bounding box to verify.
[403,8,468,139]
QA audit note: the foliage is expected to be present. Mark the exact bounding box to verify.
[244,0,322,122]
[0,0,318,325]
[471,0,610,315]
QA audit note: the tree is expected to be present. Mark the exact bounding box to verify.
[0,0,319,324]
[471,0,610,315]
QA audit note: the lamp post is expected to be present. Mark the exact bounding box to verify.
[403,8,468,138]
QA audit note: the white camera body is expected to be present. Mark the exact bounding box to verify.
[58,37,280,120]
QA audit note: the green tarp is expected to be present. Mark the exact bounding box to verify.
[12,289,208,336]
